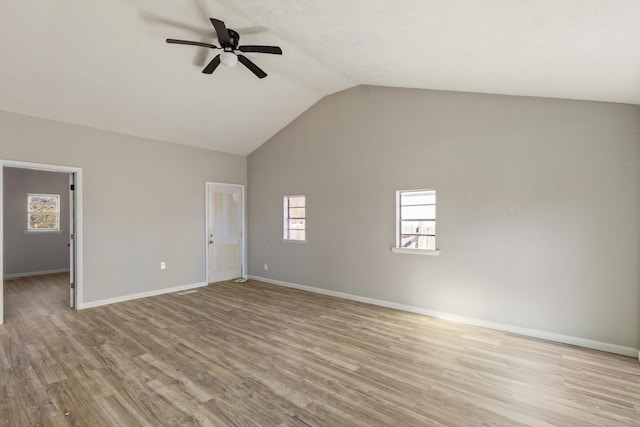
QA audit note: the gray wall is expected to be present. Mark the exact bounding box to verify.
[248,85,640,349]
[0,109,246,304]
[3,168,70,276]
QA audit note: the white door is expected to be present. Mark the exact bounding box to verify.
[69,173,76,308]
[207,183,244,283]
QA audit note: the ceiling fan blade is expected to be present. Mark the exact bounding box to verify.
[236,26,266,36]
[202,54,221,74]
[142,13,211,37]
[166,39,218,49]
[210,18,231,46]
[238,45,282,55]
[237,55,267,79]
[194,45,209,66]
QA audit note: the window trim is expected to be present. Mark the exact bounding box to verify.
[282,195,307,243]
[390,246,440,255]
[392,189,439,255]
[26,193,61,233]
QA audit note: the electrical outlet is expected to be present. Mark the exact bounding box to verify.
[160,262,166,270]
[264,263,268,271]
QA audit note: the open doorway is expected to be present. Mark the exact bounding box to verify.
[0,160,83,324]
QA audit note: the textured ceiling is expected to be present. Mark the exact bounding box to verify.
[1,0,639,155]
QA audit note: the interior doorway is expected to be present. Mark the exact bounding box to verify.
[206,182,245,283]
[0,160,83,324]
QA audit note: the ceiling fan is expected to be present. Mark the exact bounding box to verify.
[166,18,282,79]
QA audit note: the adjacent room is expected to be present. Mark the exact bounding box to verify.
[1,0,639,425]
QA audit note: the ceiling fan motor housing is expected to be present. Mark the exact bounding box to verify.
[225,29,240,49]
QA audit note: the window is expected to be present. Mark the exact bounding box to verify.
[27,193,60,231]
[283,195,306,242]
[395,189,437,252]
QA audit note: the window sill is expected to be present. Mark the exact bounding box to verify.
[390,246,440,256]
[24,230,63,234]
[281,239,308,245]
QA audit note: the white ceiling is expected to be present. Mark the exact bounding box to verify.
[1,0,639,155]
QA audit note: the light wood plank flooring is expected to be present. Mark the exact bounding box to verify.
[1,274,639,426]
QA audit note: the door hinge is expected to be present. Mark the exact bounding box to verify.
[70,184,75,191]
[70,282,75,289]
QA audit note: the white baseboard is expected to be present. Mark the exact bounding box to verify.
[4,268,70,279]
[77,281,208,310]
[249,275,640,360]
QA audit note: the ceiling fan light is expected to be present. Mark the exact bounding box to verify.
[220,51,238,68]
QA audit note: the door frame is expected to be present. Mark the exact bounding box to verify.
[205,182,246,283]
[0,159,83,324]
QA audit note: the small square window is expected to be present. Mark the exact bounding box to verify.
[283,195,306,241]
[27,194,60,231]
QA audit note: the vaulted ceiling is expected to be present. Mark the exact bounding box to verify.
[1,0,639,155]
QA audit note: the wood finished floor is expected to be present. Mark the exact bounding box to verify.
[1,274,639,426]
